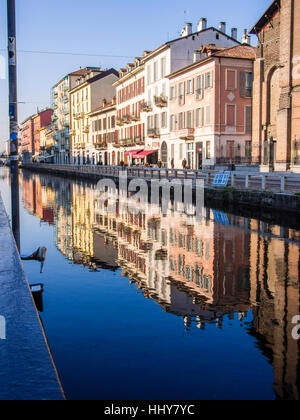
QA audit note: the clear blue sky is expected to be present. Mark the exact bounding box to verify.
[0,0,271,151]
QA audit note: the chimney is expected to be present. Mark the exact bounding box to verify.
[219,22,226,34]
[231,28,238,40]
[242,29,251,45]
[181,23,193,37]
[102,98,107,107]
[194,50,201,63]
[198,18,207,32]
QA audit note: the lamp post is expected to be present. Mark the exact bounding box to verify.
[7,0,20,250]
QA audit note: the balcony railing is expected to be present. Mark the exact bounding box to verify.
[131,114,140,122]
[154,94,168,108]
[179,128,195,140]
[123,115,132,124]
[147,128,160,138]
[141,102,153,113]
[79,143,86,149]
[135,136,145,145]
[94,142,107,150]
[116,118,125,126]
[83,126,90,134]
[74,112,84,120]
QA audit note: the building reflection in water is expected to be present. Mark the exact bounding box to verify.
[21,170,300,400]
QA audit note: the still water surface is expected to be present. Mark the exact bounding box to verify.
[0,167,299,400]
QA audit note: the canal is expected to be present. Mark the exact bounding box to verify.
[0,167,299,400]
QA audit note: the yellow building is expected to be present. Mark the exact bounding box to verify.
[69,68,119,165]
[39,125,56,162]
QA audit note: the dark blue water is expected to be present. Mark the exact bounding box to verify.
[1,168,299,400]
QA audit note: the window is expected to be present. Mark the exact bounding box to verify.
[205,105,211,126]
[195,75,203,100]
[226,70,237,90]
[178,82,185,105]
[170,114,176,131]
[205,71,213,89]
[226,104,236,126]
[170,86,176,100]
[153,61,158,82]
[240,71,253,97]
[206,141,211,159]
[147,65,152,85]
[245,106,252,133]
[178,112,185,129]
[196,108,203,127]
[186,79,194,95]
[171,144,175,159]
[161,57,166,79]
[161,112,167,129]
[245,141,252,159]
[187,111,194,129]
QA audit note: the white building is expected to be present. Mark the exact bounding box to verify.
[51,69,91,164]
[141,20,241,167]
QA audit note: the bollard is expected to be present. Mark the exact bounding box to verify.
[231,173,235,187]
[280,175,286,193]
[245,174,251,189]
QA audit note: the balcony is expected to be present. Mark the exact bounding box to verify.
[154,94,168,108]
[135,136,145,145]
[94,142,107,150]
[116,118,125,126]
[141,102,153,113]
[179,128,195,140]
[79,143,86,149]
[147,128,160,138]
[70,129,76,136]
[83,126,90,134]
[123,115,132,124]
[74,112,84,120]
[131,114,140,122]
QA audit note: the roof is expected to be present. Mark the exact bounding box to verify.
[213,44,257,59]
[142,26,241,63]
[167,44,256,79]
[250,0,280,34]
[88,102,116,116]
[69,68,119,93]
[52,67,102,88]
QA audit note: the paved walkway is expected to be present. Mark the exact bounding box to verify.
[0,195,64,400]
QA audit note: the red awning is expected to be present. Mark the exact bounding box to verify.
[132,150,158,159]
[124,149,143,157]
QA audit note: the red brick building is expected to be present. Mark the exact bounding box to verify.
[251,0,300,172]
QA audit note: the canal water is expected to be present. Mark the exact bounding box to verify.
[0,167,299,400]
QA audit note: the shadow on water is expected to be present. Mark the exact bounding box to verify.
[1,167,299,400]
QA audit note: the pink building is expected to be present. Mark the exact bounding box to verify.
[166,45,256,169]
[21,109,53,161]
[21,117,33,155]
[32,109,53,158]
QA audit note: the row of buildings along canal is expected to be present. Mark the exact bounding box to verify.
[18,1,300,173]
